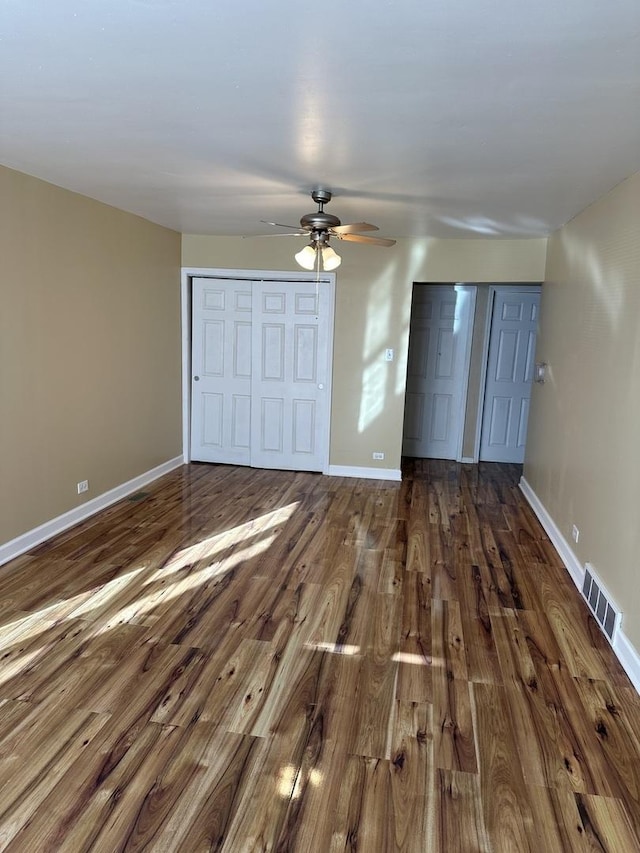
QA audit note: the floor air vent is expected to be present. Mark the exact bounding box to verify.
[582,563,621,644]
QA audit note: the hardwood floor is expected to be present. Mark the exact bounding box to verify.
[0,459,639,851]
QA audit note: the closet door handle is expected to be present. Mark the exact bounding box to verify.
[194,376,200,381]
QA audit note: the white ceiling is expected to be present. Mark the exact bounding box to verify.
[1,0,639,239]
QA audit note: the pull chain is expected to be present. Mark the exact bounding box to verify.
[315,244,321,313]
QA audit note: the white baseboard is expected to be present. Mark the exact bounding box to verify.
[519,476,584,589]
[327,465,402,482]
[519,475,640,695]
[614,631,640,696]
[0,456,184,567]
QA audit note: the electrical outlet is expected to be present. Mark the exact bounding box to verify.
[384,348,394,362]
[77,480,89,495]
[572,525,579,543]
[372,451,385,461]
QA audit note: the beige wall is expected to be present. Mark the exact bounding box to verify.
[0,165,182,545]
[183,235,547,470]
[525,171,640,652]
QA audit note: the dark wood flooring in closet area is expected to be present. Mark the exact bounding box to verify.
[0,460,639,851]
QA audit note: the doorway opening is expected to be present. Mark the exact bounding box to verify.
[402,282,541,463]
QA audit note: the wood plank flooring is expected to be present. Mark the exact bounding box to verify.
[0,459,639,851]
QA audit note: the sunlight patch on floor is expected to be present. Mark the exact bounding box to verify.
[306,641,361,656]
[158,502,299,577]
[94,533,280,630]
[0,503,298,660]
[277,764,299,799]
[392,651,432,665]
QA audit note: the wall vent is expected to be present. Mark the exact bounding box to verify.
[581,563,621,644]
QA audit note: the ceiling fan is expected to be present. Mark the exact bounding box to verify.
[259,189,396,271]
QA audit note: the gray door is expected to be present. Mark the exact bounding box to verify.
[403,285,473,460]
[479,288,540,463]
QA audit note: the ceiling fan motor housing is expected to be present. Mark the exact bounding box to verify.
[300,188,341,233]
[300,212,341,231]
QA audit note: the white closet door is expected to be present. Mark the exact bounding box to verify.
[191,276,331,473]
[480,289,540,463]
[190,278,252,464]
[250,281,329,472]
[403,285,473,460]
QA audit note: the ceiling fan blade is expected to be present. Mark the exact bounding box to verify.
[244,232,307,238]
[331,222,379,234]
[336,233,396,247]
[260,219,306,230]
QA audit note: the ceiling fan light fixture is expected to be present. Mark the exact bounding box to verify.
[294,244,317,270]
[321,245,341,270]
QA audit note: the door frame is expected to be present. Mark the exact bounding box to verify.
[181,267,336,471]
[454,284,477,462]
[471,283,542,463]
